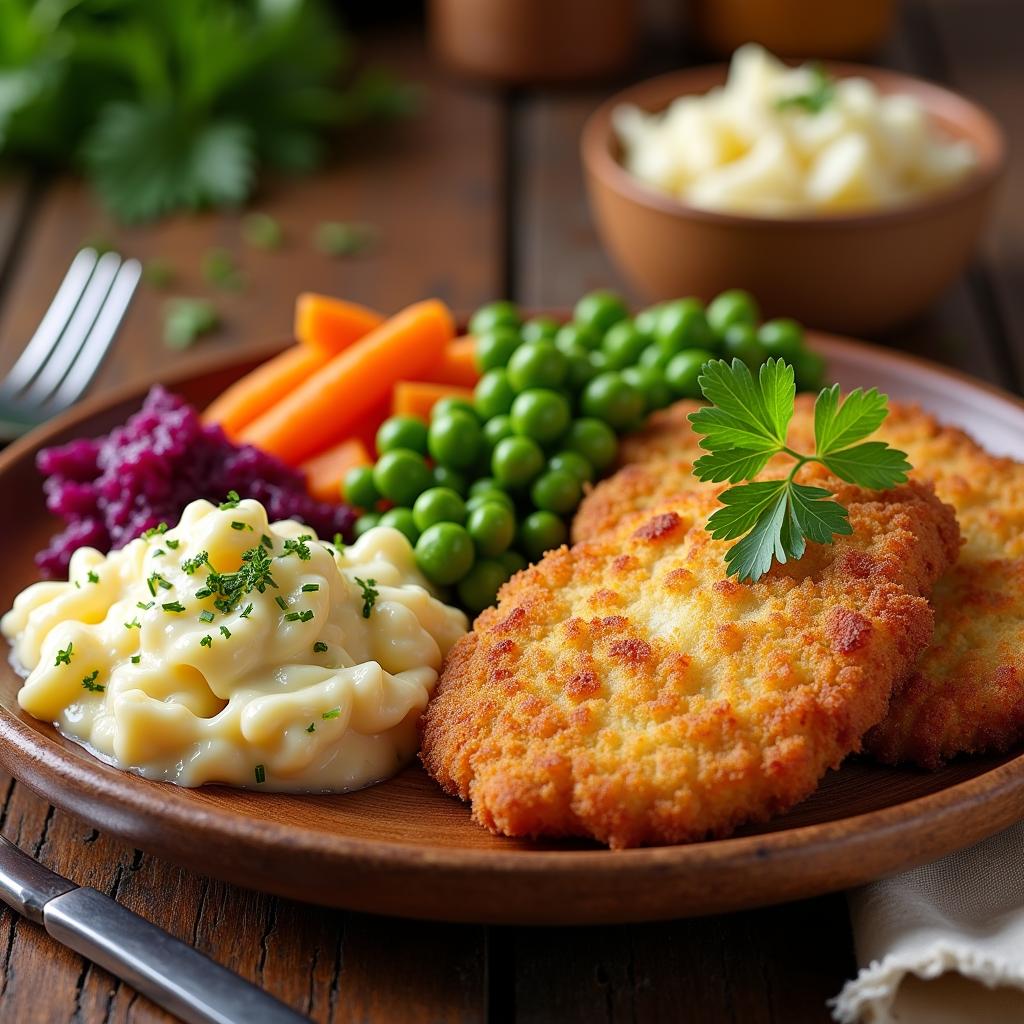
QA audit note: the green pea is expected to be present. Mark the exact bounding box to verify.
[432,464,468,496]
[467,501,516,556]
[666,349,714,399]
[521,316,559,344]
[634,303,666,337]
[623,364,673,411]
[469,476,504,499]
[563,418,617,471]
[379,507,419,545]
[428,411,482,470]
[507,341,568,392]
[469,300,520,337]
[432,396,478,420]
[793,350,827,391]
[375,415,428,456]
[498,550,528,578]
[457,559,508,613]
[547,450,594,483]
[518,511,568,561]
[588,350,609,374]
[530,469,582,515]
[722,323,766,368]
[353,512,381,537]
[372,449,433,506]
[555,322,602,354]
[475,328,521,372]
[415,522,475,585]
[707,289,759,337]
[574,290,628,334]
[656,298,714,356]
[601,320,650,370]
[758,318,805,361]
[474,369,516,420]
[467,491,514,514]
[492,435,545,488]
[413,487,467,531]
[564,348,601,392]
[580,371,645,429]
[482,413,514,452]
[343,465,380,509]
[638,344,671,371]
[510,389,571,445]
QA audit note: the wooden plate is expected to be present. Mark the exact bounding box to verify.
[2,334,1024,925]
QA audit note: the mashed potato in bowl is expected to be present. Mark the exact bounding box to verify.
[614,44,977,216]
[1,498,467,792]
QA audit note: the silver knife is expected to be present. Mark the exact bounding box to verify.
[0,834,310,1024]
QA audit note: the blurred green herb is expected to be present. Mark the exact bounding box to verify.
[163,297,219,349]
[0,0,415,222]
[242,212,283,250]
[314,220,375,257]
[775,64,836,115]
[143,258,175,289]
[202,247,244,290]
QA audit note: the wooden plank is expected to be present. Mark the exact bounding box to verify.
[0,30,503,399]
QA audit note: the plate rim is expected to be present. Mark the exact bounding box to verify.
[3,331,1024,919]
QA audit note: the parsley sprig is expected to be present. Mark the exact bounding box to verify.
[688,359,911,583]
[776,64,836,115]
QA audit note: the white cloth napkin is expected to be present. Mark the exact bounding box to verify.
[832,820,1024,1023]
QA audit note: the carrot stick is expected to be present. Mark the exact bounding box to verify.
[241,299,455,464]
[423,336,479,387]
[300,438,371,503]
[203,346,327,438]
[294,293,384,354]
[393,381,475,421]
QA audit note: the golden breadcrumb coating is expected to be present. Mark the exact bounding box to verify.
[421,481,959,848]
[578,395,1024,769]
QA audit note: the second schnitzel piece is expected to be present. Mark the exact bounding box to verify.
[578,395,1024,769]
[422,481,959,848]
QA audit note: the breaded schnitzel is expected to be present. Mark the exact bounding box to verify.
[576,396,1024,769]
[421,481,959,848]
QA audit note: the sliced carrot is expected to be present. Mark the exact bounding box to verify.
[393,381,475,421]
[300,438,371,503]
[294,293,384,354]
[203,345,327,439]
[423,336,479,387]
[241,299,455,464]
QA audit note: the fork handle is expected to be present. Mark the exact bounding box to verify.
[43,887,310,1024]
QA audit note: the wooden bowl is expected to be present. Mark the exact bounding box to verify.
[581,63,1006,334]
[689,0,896,59]
[428,0,638,86]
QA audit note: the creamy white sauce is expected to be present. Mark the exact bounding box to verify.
[1,499,466,791]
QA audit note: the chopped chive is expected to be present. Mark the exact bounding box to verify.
[200,635,213,648]
[354,577,378,619]
[198,610,215,623]
[219,625,231,639]
[261,534,273,550]
[166,539,180,550]
[322,707,341,720]
[55,642,74,667]
[81,670,104,693]
[162,601,186,613]
[130,654,141,664]
[313,641,328,653]
[141,523,168,539]
[301,583,320,593]
[87,570,100,584]
[231,521,252,532]
[284,610,313,622]
[137,600,154,610]
[219,490,241,510]
[254,764,266,784]
[152,548,166,557]
[195,588,213,599]
[332,533,344,550]
[240,603,253,619]
[75,581,81,589]
[275,596,288,610]
[124,618,141,630]
[306,722,316,733]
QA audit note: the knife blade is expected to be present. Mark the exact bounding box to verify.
[0,835,310,1024]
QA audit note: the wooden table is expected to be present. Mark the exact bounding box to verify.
[0,2,1020,1020]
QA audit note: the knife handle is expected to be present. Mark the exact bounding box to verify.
[43,887,310,1024]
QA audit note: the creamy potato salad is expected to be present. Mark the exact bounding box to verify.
[614,44,977,215]
[1,497,466,791]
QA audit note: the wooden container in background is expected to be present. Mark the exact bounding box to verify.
[690,0,896,59]
[429,0,639,85]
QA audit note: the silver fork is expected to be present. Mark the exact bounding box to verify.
[0,248,142,441]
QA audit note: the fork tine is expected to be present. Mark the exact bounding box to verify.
[0,249,99,396]
[19,251,123,406]
[49,258,141,411]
